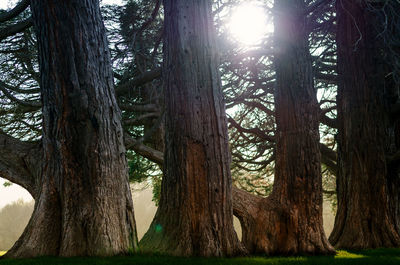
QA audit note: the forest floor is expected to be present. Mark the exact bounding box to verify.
[0,249,399,264]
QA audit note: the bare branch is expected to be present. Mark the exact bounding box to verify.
[0,17,32,41]
[320,114,338,128]
[124,133,163,166]
[0,80,41,108]
[320,143,337,175]
[116,68,161,96]
[315,72,337,84]
[228,117,275,142]
[120,103,159,113]
[0,131,40,197]
[123,112,159,126]
[0,0,30,23]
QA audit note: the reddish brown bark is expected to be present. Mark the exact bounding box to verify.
[329,0,400,249]
[262,0,333,254]
[139,0,245,257]
[5,0,138,258]
[232,0,334,255]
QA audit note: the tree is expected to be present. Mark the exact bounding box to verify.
[216,0,338,197]
[329,0,400,249]
[231,0,335,255]
[139,0,245,257]
[4,0,138,258]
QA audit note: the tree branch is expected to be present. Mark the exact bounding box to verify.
[232,186,262,221]
[116,68,161,96]
[0,17,32,41]
[0,131,41,197]
[119,103,159,113]
[319,143,337,175]
[228,117,275,142]
[124,133,163,166]
[123,112,159,126]
[136,0,161,35]
[315,72,337,84]
[320,114,338,128]
[0,0,30,23]
[0,80,41,108]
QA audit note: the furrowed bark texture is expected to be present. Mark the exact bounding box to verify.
[388,120,400,233]
[329,0,400,249]
[269,0,333,254]
[231,0,335,255]
[140,0,245,257]
[6,0,138,258]
[0,132,40,197]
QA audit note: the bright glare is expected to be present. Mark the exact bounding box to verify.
[0,0,17,9]
[228,2,272,46]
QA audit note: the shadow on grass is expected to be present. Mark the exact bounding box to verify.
[0,249,399,265]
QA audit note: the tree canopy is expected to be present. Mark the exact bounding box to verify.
[0,0,399,258]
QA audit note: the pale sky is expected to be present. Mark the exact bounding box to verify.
[0,178,33,209]
[0,0,123,10]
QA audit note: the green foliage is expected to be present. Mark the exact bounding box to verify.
[126,151,162,205]
[1,249,400,264]
[2,182,12,188]
[127,151,156,183]
[150,175,161,206]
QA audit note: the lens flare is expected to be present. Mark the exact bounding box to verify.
[228,2,272,46]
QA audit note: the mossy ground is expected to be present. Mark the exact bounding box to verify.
[0,249,399,264]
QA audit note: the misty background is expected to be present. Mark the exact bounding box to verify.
[0,181,335,251]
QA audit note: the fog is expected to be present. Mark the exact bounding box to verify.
[0,184,335,251]
[0,200,34,250]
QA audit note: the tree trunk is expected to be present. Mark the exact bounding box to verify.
[387,132,400,234]
[139,0,245,257]
[329,0,400,249]
[232,0,334,255]
[5,0,138,258]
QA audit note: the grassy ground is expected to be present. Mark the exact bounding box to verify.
[0,249,399,264]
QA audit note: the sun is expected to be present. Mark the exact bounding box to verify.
[228,2,272,46]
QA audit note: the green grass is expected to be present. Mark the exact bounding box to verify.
[0,249,399,265]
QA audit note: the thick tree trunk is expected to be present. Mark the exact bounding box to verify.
[5,0,138,258]
[329,0,400,249]
[140,0,245,257]
[385,4,400,238]
[387,140,400,234]
[266,0,333,254]
[231,0,334,255]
